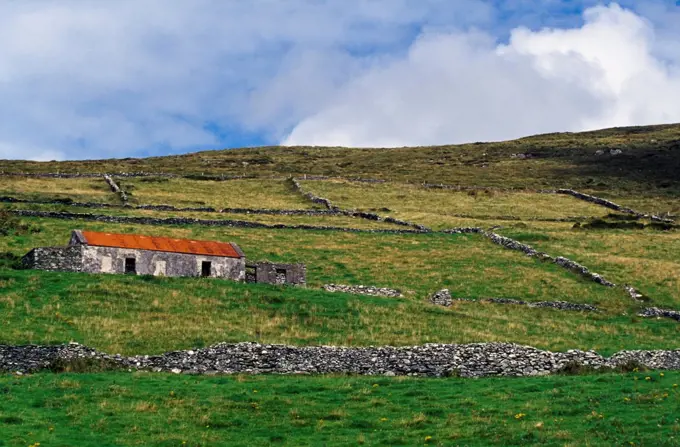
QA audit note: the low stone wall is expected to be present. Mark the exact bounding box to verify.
[557,189,674,223]
[10,210,428,235]
[639,308,680,322]
[2,342,680,377]
[290,178,430,231]
[289,178,338,210]
[0,195,345,216]
[323,284,402,298]
[429,289,598,312]
[0,171,176,178]
[103,175,128,204]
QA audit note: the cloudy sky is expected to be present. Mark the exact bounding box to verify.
[2,1,680,161]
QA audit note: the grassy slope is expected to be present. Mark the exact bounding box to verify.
[2,123,680,194]
[1,268,677,355]
[1,217,626,306]
[1,372,678,446]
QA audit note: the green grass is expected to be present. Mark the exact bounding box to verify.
[0,176,116,204]
[118,177,315,209]
[497,224,680,308]
[0,217,627,306]
[1,371,678,446]
[298,179,608,226]
[0,203,404,230]
[1,268,678,356]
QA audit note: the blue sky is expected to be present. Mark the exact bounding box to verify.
[1,1,679,161]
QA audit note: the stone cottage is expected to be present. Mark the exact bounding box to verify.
[22,230,246,281]
[22,229,307,286]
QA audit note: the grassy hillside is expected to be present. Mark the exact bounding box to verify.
[2,123,680,194]
[1,123,679,447]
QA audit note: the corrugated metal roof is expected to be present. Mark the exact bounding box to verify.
[80,230,244,258]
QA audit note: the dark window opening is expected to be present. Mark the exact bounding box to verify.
[245,265,256,283]
[201,261,212,277]
[124,258,136,274]
[275,268,287,284]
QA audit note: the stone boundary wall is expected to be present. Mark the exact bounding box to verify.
[557,189,674,223]
[0,195,345,216]
[9,210,429,235]
[639,308,680,322]
[103,175,128,204]
[457,297,598,312]
[2,342,680,377]
[289,177,338,210]
[291,177,431,231]
[323,284,403,298]
[0,172,178,178]
[429,289,598,312]
[441,227,648,298]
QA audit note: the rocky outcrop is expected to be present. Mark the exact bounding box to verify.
[639,307,680,322]
[2,342,680,377]
[430,289,453,306]
[323,284,403,298]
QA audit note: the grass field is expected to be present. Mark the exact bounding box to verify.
[498,225,680,308]
[118,177,314,210]
[0,177,115,204]
[1,217,627,307]
[1,124,679,446]
[1,371,678,446]
[0,203,404,230]
[1,268,677,355]
[298,179,609,227]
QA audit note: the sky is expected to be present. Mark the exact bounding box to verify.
[1,1,680,161]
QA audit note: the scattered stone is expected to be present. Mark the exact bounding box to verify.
[323,284,402,298]
[639,307,680,322]
[430,289,453,307]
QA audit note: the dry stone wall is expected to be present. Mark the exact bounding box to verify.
[429,289,598,312]
[323,284,403,298]
[2,342,680,377]
[9,210,428,235]
[557,189,674,223]
[0,195,344,216]
[639,308,680,322]
[103,175,128,204]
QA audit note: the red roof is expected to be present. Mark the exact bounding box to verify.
[80,230,244,258]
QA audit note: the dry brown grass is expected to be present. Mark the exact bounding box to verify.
[120,177,313,209]
[0,176,115,203]
[299,179,608,226]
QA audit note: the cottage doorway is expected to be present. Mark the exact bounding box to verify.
[201,261,212,277]
[125,258,136,274]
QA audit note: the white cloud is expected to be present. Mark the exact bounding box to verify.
[283,3,680,147]
[0,1,679,160]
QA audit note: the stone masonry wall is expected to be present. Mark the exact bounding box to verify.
[21,246,84,272]
[2,342,680,377]
[81,246,245,281]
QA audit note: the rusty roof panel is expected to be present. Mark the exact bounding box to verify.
[80,231,243,258]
